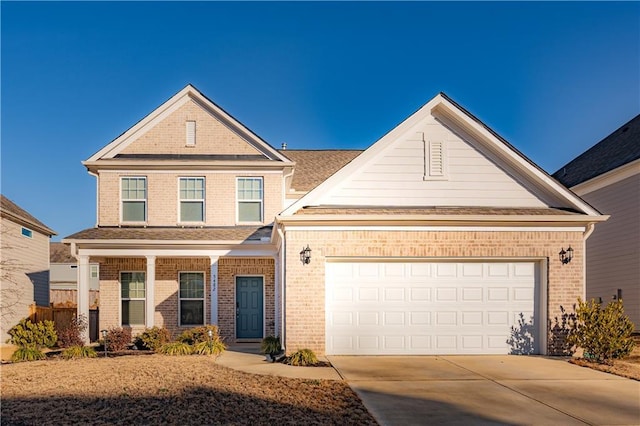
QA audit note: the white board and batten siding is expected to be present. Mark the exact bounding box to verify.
[325,260,541,355]
[318,117,547,208]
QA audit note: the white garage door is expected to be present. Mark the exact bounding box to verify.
[325,261,539,355]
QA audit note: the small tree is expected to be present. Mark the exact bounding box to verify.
[57,315,88,348]
[7,318,57,362]
[568,298,635,364]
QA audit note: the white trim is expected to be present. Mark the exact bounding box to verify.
[77,255,91,343]
[210,257,219,326]
[571,158,640,195]
[283,225,586,232]
[178,271,206,327]
[236,176,264,224]
[86,84,292,163]
[74,248,276,258]
[101,169,285,174]
[146,256,156,328]
[120,176,147,224]
[177,176,206,224]
[234,275,266,339]
[120,270,146,327]
[20,227,33,238]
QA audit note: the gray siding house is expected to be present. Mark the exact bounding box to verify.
[50,242,100,307]
[553,114,640,331]
[0,195,56,344]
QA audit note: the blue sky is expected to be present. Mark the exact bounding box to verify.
[2,1,639,241]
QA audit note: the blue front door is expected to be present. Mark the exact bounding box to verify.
[236,277,264,339]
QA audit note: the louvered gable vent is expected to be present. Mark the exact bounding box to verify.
[424,140,447,180]
[186,121,196,146]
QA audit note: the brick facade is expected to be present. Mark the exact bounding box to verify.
[283,229,584,356]
[96,256,275,344]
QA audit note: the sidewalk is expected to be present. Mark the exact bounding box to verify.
[217,344,342,380]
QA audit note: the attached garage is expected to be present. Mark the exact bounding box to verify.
[325,260,543,355]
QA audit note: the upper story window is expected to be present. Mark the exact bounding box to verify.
[21,227,33,238]
[186,121,196,146]
[121,177,147,222]
[179,177,205,222]
[237,177,263,223]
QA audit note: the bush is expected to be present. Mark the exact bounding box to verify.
[103,327,132,351]
[7,318,57,350]
[62,345,97,360]
[176,325,222,345]
[192,340,226,358]
[11,347,46,362]
[260,335,281,355]
[286,349,319,366]
[159,342,193,356]
[134,327,171,351]
[57,315,88,348]
[568,298,635,364]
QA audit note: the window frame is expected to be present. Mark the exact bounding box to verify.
[120,176,147,223]
[236,177,264,224]
[21,227,33,238]
[120,271,146,326]
[178,271,206,327]
[90,264,99,279]
[178,177,206,224]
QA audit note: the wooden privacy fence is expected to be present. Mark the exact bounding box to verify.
[28,305,99,341]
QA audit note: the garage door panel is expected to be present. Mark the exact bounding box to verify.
[326,261,539,355]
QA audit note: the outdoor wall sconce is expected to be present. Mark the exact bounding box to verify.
[559,246,573,265]
[300,245,312,265]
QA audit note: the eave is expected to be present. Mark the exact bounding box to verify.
[83,159,294,173]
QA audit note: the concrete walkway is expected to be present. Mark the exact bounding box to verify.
[329,355,640,426]
[216,344,341,380]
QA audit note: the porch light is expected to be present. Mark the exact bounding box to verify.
[101,329,108,357]
[559,246,573,265]
[300,245,312,265]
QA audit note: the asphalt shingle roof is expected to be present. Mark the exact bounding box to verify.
[50,242,75,262]
[553,114,640,187]
[64,226,272,242]
[281,150,363,192]
[0,195,56,236]
[294,206,583,216]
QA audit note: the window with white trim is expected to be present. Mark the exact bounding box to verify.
[121,177,147,222]
[90,264,99,279]
[179,177,205,222]
[179,272,205,326]
[121,272,145,326]
[237,177,263,222]
[21,227,33,238]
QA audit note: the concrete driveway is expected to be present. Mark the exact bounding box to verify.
[328,355,640,425]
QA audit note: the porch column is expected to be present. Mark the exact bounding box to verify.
[77,255,90,343]
[209,256,219,325]
[274,255,280,337]
[146,256,156,328]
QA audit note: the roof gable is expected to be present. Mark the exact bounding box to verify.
[553,114,640,187]
[86,84,290,163]
[281,93,600,217]
[0,195,56,236]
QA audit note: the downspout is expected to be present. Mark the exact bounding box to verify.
[582,222,596,300]
[277,227,286,352]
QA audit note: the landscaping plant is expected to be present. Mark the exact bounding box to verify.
[192,340,226,357]
[159,342,193,356]
[61,345,97,360]
[7,318,57,362]
[57,315,88,348]
[568,298,635,364]
[260,335,281,356]
[103,327,132,351]
[176,325,222,345]
[134,326,171,351]
[286,349,319,366]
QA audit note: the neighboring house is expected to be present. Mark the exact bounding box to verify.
[553,114,640,331]
[0,195,56,344]
[50,242,100,308]
[63,84,607,355]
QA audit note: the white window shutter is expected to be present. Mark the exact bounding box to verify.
[186,121,196,146]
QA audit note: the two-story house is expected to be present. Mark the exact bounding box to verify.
[64,85,606,355]
[1,195,56,345]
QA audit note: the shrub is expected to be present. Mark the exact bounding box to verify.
[176,325,222,345]
[62,345,97,360]
[159,342,192,356]
[57,315,88,348]
[192,340,226,358]
[260,335,281,355]
[568,298,635,364]
[103,327,132,351]
[11,347,46,362]
[7,318,57,350]
[134,327,171,351]
[286,349,319,366]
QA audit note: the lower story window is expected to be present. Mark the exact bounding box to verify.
[121,272,145,326]
[180,272,205,326]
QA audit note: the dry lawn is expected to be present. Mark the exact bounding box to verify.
[569,336,640,381]
[1,355,377,425]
